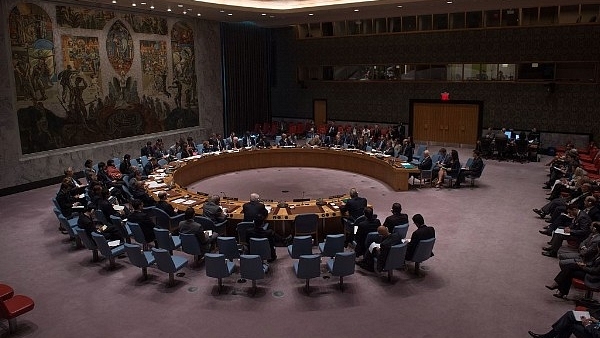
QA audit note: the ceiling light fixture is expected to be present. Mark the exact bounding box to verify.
[112,0,116,3]
[261,13,266,16]
[150,5,154,9]
[183,11,187,14]
[140,2,146,4]
[167,7,172,11]
[446,0,453,3]
[354,9,359,12]
[397,5,403,8]
[132,3,136,6]
[308,13,313,16]
[227,13,233,16]
[178,4,183,7]
[197,13,201,16]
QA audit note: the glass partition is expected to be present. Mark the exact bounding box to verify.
[333,21,347,36]
[540,6,559,24]
[581,4,600,22]
[559,5,580,24]
[433,14,448,30]
[466,11,483,28]
[388,17,401,32]
[497,64,516,81]
[418,15,432,30]
[402,16,417,31]
[447,64,463,81]
[518,63,555,80]
[521,7,539,25]
[374,18,387,33]
[485,10,501,27]
[555,62,596,82]
[501,9,519,26]
[450,12,465,29]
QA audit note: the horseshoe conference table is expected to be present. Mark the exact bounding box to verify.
[147,147,419,238]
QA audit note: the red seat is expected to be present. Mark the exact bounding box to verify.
[572,278,600,300]
[0,295,35,333]
[0,284,14,301]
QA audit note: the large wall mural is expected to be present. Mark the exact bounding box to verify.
[9,3,200,154]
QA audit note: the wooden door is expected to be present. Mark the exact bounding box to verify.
[313,100,327,126]
[411,101,481,145]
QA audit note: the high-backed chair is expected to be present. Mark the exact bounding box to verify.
[179,233,204,265]
[343,215,365,247]
[218,237,240,261]
[318,234,345,258]
[294,254,321,294]
[393,223,410,239]
[151,248,188,287]
[153,207,185,233]
[248,237,272,262]
[240,254,268,295]
[195,215,228,236]
[326,251,356,291]
[91,232,125,270]
[57,213,82,247]
[157,158,168,167]
[153,228,181,254]
[123,243,155,280]
[466,163,486,187]
[128,221,150,250]
[374,242,408,282]
[94,209,111,226]
[0,293,35,334]
[205,253,235,293]
[362,231,380,253]
[287,235,313,259]
[0,284,14,301]
[110,215,131,243]
[236,221,255,250]
[407,238,436,275]
[293,213,319,243]
[74,227,99,262]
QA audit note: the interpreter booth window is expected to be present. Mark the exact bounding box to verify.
[466,11,483,28]
[400,65,417,80]
[464,64,489,81]
[388,17,401,32]
[581,4,600,23]
[309,23,322,37]
[382,65,402,80]
[497,64,516,81]
[501,9,519,26]
[433,14,448,30]
[330,66,362,81]
[374,18,387,33]
[418,14,432,31]
[297,24,309,39]
[450,12,466,29]
[539,6,559,25]
[559,5,580,24]
[322,22,334,37]
[447,64,463,81]
[333,21,347,36]
[521,7,539,26]
[485,10,501,27]
[429,65,448,80]
[347,20,362,35]
[361,19,374,35]
[517,63,555,81]
[555,63,597,83]
[402,16,417,31]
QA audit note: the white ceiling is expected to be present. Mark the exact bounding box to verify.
[66,0,599,27]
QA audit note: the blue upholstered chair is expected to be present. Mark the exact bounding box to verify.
[110,215,131,243]
[287,235,313,259]
[152,207,185,233]
[217,237,240,261]
[326,251,356,291]
[205,253,235,293]
[56,212,81,247]
[293,213,319,243]
[94,209,111,227]
[124,243,155,280]
[363,231,380,252]
[194,215,228,236]
[74,227,99,262]
[248,237,272,262]
[294,254,321,294]
[240,254,268,295]
[408,238,436,275]
[157,158,168,167]
[374,242,408,282]
[128,221,150,250]
[91,232,125,270]
[179,233,205,265]
[318,234,345,258]
[153,228,181,254]
[393,223,410,239]
[151,248,188,286]
[236,221,255,249]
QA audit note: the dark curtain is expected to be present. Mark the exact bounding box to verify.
[221,23,272,135]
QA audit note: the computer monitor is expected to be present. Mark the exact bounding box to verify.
[504,131,512,139]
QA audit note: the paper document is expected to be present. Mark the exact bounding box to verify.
[107,240,121,247]
[204,230,213,237]
[554,228,570,235]
[402,238,411,243]
[573,311,591,321]
[113,205,125,211]
[368,242,380,253]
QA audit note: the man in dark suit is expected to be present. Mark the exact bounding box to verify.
[77,203,121,241]
[542,203,592,258]
[341,188,367,220]
[354,207,381,257]
[242,193,269,223]
[455,149,484,188]
[382,203,409,234]
[419,150,434,170]
[203,195,227,223]
[127,199,157,243]
[358,225,403,272]
[156,191,177,216]
[179,207,218,253]
[406,214,435,261]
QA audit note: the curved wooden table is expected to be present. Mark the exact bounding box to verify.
[148,147,418,238]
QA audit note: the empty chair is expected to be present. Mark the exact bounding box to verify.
[95,209,111,227]
[248,237,272,262]
[153,207,185,233]
[343,215,365,246]
[179,233,205,264]
[393,223,410,239]
[91,232,125,270]
[194,215,228,236]
[407,238,436,275]
[236,221,255,249]
[239,254,268,295]
[123,243,155,280]
[326,251,356,290]
[293,213,319,243]
[157,158,168,167]
[57,213,82,247]
[153,228,181,254]
[293,254,321,294]
[319,234,345,258]
[128,221,150,250]
[0,293,35,334]
[74,227,99,262]
[0,284,14,301]
[218,237,240,261]
[205,253,235,293]
[110,215,131,243]
[466,163,486,187]
[374,242,408,282]
[287,235,313,259]
[151,248,188,287]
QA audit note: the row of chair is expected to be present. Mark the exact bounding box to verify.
[0,283,35,334]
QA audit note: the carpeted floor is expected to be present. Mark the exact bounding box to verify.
[0,149,580,337]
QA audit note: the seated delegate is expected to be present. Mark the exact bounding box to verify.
[435,149,460,189]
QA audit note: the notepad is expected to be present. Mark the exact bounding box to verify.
[107,240,121,247]
[573,311,591,321]
[554,228,570,235]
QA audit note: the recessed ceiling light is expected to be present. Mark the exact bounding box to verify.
[178,4,183,7]
[132,3,136,6]
[197,13,201,16]
[112,0,116,3]
[183,11,187,14]
[261,13,267,16]
[354,9,359,12]
[308,13,313,16]
[446,0,453,3]
[167,7,172,11]
[219,9,225,13]
[140,2,146,4]
[187,8,192,11]
[227,13,233,16]
[150,5,154,9]
[397,5,403,8]
[269,15,275,18]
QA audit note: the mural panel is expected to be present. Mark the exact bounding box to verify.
[169,21,198,130]
[123,14,168,35]
[56,5,115,30]
[106,20,133,74]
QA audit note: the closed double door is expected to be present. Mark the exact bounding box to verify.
[412,102,480,145]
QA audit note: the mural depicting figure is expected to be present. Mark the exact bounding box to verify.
[106,20,133,74]
[56,5,115,30]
